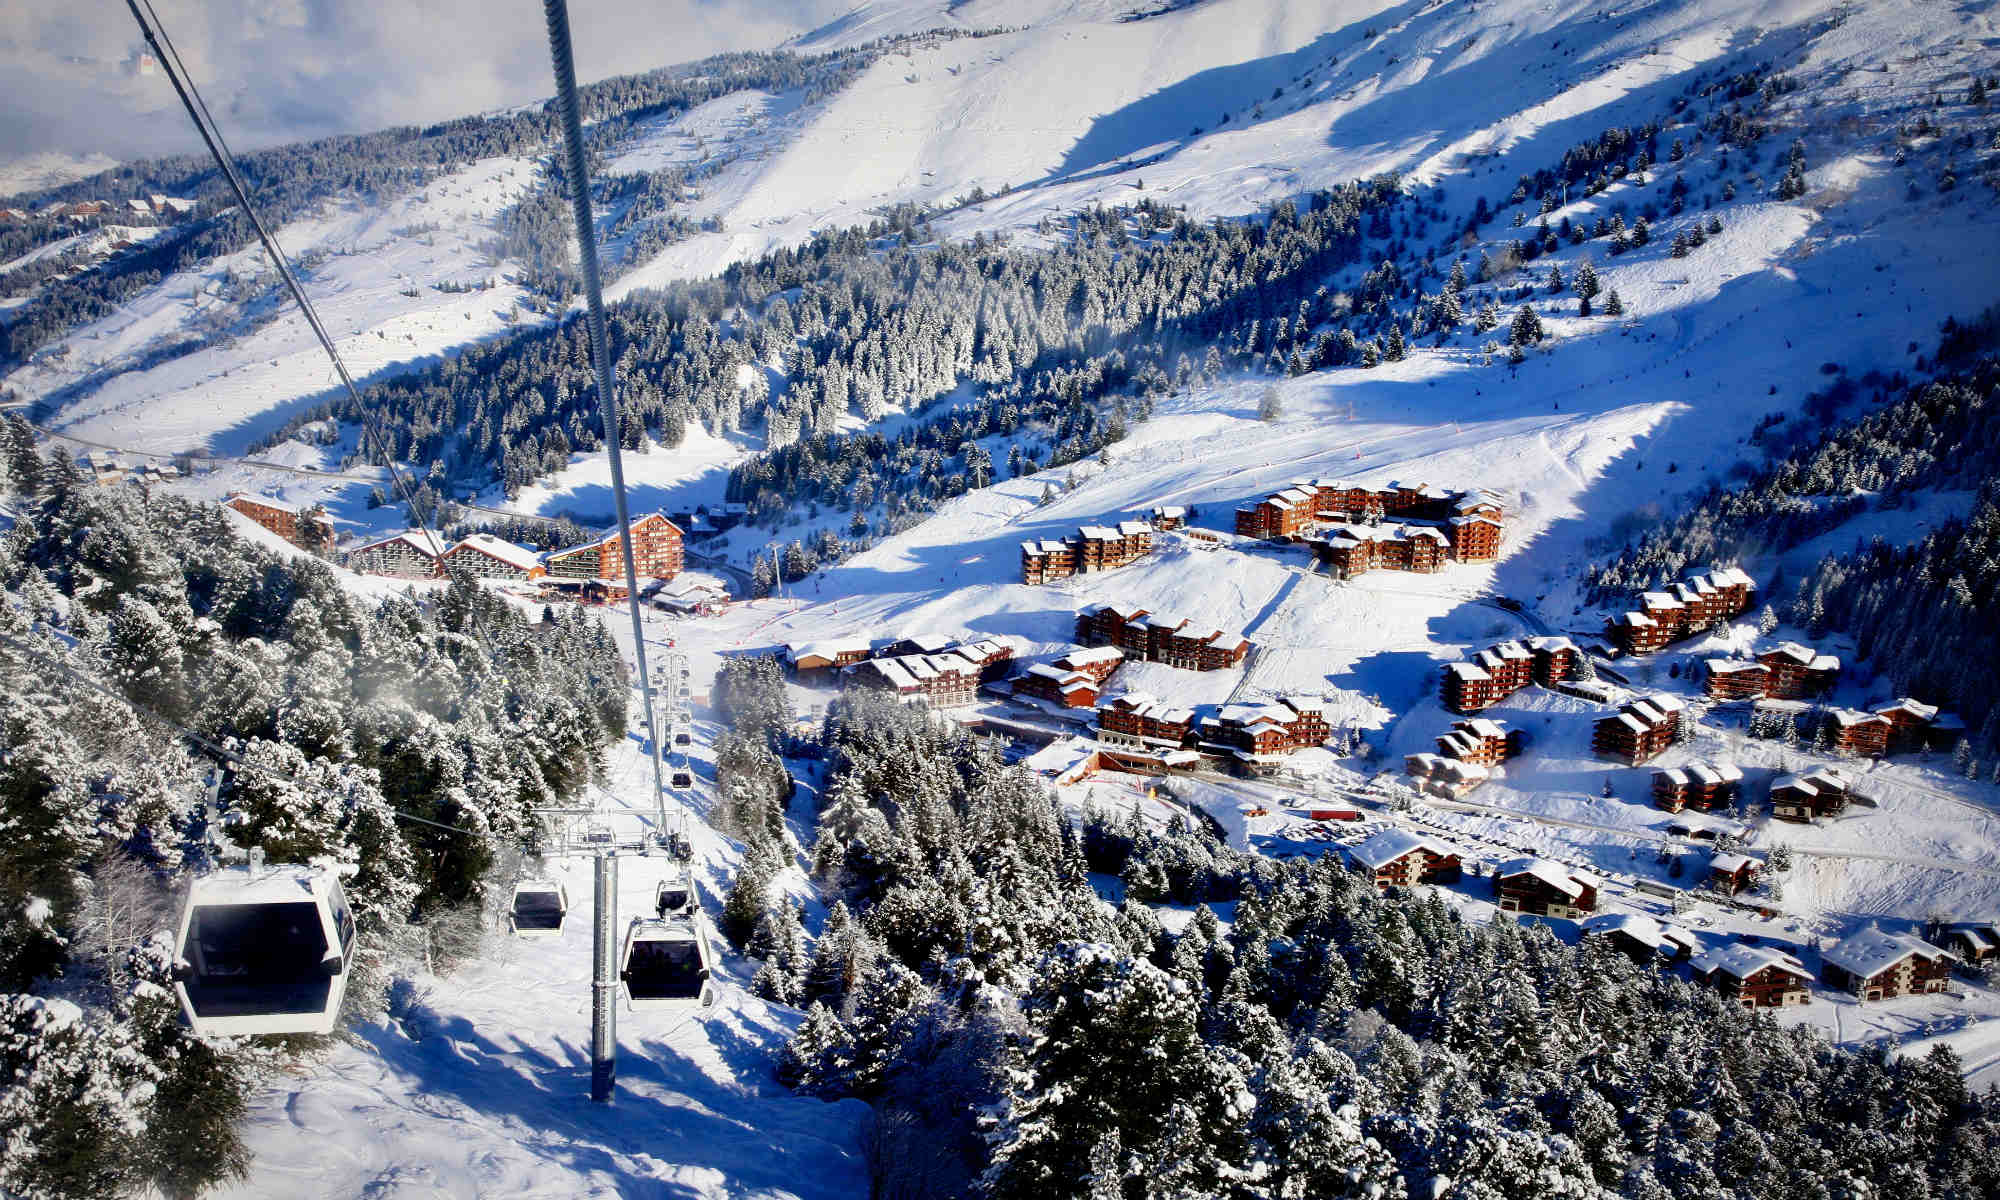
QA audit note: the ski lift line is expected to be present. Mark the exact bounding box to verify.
[542,0,670,836]
[0,631,494,844]
[121,0,453,560]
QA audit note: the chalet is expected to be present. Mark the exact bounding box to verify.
[1024,540,1088,584]
[1023,738,1102,786]
[1439,639,1566,713]
[1820,929,1955,1000]
[852,652,981,708]
[1496,858,1601,919]
[1447,514,1504,562]
[1402,752,1491,797]
[954,638,1016,682]
[442,534,547,582]
[1346,829,1463,888]
[890,632,958,657]
[1312,522,1449,578]
[1094,693,1196,752]
[1149,505,1187,530]
[651,578,728,616]
[1943,922,2000,963]
[1693,942,1813,1008]
[1880,700,1944,756]
[1435,717,1521,766]
[544,513,684,582]
[1756,642,1840,699]
[1707,851,1760,895]
[1703,658,1768,700]
[344,530,445,579]
[1013,664,1101,709]
[1651,759,1744,813]
[1527,636,1580,685]
[1234,486,1319,540]
[1771,768,1853,822]
[1075,602,1148,648]
[222,493,301,545]
[1052,645,1123,683]
[1591,694,1685,765]
[1605,566,1756,654]
[785,640,873,681]
[1203,697,1328,773]
[1826,708,1892,757]
[1076,605,1250,671]
[1581,912,1699,962]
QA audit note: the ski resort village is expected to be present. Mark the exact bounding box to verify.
[4,0,2000,1197]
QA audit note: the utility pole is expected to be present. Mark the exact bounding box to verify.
[590,850,617,1103]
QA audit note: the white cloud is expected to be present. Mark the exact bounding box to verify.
[0,0,854,164]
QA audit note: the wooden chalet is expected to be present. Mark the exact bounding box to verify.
[1052,645,1123,683]
[1820,929,1955,1000]
[1706,851,1760,895]
[1591,694,1685,765]
[1439,638,1575,713]
[1651,759,1744,813]
[1346,829,1463,889]
[1770,768,1852,822]
[1020,538,1076,584]
[1943,922,2000,964]
[441,534,546,582]
[1496,858,1601,919]
[1013,664,1101,709]
[223,493,302,545]
[344,530,444,579]
[954,638,1016,682]
[1312,522,1450,578]
[1756,642,1840,699]
[1435,717,1522,766]
[1605,566,1756,654]
[1403,752,1491,797]
[785,639,873,682]
[852,652,981,708]
[1075,605,1250,671]
[1203,697,1328,774]
[1581,912,1699,963]
[1149,505,1187,530]
[1094,693,1196,753]
[1704,658,1770,700]
[1693,942,1813,1008]
[1874,698,1946,754]
[545,513,684,582]
[1446,514,1504,562]
[1826,708,1892,757]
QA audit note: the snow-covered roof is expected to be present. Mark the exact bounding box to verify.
[447,534,542,572]
[1616,611,1657,628]
[1458,717,1508,739]
[1709,852,1757,875]
[1498,857,1588,898]
[1877,698,1940,722]
[1207,632,1249,653]
[1830,708,1889,728]
[1583,912,1697,954]
[1645,693,1687,713]
[1822,928,1953,979]
[1641,592,1684,611]
[349,529,445,557]
[786,639,871,664]
[1446,661,1491,681]
[1116,521,1150,537]
[1151,505,1186,518]
[1056,645,1122,668]
[1709,566,1756,588]
[1281,695,1326,716]
[1707,658,1764,675]
[1024,738,1096,778]
[1763,641,1818,665]
[225,492,299,514]
[1349,828,1460,869]
[1527,636,1576,653]
[1694,941,1811,982]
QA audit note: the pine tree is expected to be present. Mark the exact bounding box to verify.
[1605,289,1625,316]
[1258,387,1283,422]
[1508,305,1545,347]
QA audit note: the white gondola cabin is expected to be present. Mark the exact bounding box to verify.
[172,865,356,1037]
[620,913,716,1010]
[654,870,696,917]
[508,879,569,937]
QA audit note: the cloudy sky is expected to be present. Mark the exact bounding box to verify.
[0,0,856,166]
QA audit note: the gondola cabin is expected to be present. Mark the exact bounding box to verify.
[655,873,696,917]
[509,880,569,937]
[172,865,356,1037]
[672,729,693,747]
[620,914,716,1010]
[670,768,695,789]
